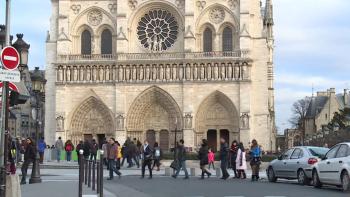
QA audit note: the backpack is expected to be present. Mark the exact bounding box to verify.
[155,149,160,157]
[65,144,73,152]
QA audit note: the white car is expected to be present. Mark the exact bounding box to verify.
[312,142,350,192]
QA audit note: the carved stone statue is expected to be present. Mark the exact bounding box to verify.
[73,67,78,81]
[99,66,104,81]
[234,64,240,79]
[86,67,91,81]
[178,65,184,80]
[152,65,157,80]
[159,65,164,81]
[119,66,124,81]
[92,66,97,81]
[184,114,193,129]
[125,66,130,81]
[240,113,250,129]
[221,64,226,79]
[207,64,212,80]
[186,64,191,80]
[172,65,177,80]
[132,65,137,80]
[227,64,233,79]
[116,114,124,130]
[105,66,110,81]
[58,68,63,81]
[139,66,144,81]
[193,64,198,80]
[200,64,205,80]
[66,67,71,81]
[79,66,84,81]
[213,64,218,80]
[56,116,64,131]
[165,65,170,80]
[145,66,150,81]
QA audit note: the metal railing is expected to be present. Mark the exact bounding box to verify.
[57,50,250,62]
[78,150,104,197]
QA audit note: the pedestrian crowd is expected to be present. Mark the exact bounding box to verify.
[15,134,263,184]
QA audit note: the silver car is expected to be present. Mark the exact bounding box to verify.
[267,146,329,185]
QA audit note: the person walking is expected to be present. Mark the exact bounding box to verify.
[249,139,262,181]
[129,141,140,168]
[76,140,84,164]
[198,139,211,179]
[55,137,64,162]
[236,142,247,179]
[152,142,162,171]
[141,140,153,179]
[230,140,239,178]
[172,139,189,179]
[102,139,109,169]
[106,138,122,180]
[83,139,91,160]
[208,148,215,170]
[90,139,98,161]
[220,138,230,180]
[65,140,74,162]
[121,140,129,167]
[20,138,36,184]
[15,138,22,163]
[116,141,122,170]
[38,137,46,164]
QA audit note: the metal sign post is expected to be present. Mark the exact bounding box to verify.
[0,1,12,196]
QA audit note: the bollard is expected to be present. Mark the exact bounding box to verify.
[99,150,104,197]
[190,168,196,176]
[88,160,92,188]
[96,161,100,194]
[92,161,96,191]
[78,150,84,197]
[84,158,88,185]
[165,168,171,176]
[216,168,221,178]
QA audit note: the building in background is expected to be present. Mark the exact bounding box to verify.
[304,88,350,138]
[45,0,276,151]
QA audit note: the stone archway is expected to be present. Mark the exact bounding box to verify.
[69,96,115,144]
[127,86,182,150]
[196,91,239,150]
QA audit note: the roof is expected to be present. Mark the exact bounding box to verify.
[336,93,350,109]
[306,96,329,118]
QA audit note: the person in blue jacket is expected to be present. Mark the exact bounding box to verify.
[38,137,46,164]
[249,139,261,181]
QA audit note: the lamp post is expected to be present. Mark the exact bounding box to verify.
[12,34,30,79]
[29,67,46,184]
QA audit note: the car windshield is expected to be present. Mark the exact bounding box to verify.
[308,147,329,158]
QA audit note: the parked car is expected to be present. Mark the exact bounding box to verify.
[312,142,350,192]
[267,146,329,185]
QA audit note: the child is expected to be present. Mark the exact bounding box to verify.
[208,148,215,170]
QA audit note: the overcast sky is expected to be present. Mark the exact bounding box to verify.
[1,0,349,133]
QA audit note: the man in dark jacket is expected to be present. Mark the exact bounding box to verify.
[21,138,36,184]
[83,140,91,160]
[128,141,140,168]
[107,138,122,180]
[90,139,98,161]
[172,139,189,179]
[220,138,230,180]
[141,140,153,179]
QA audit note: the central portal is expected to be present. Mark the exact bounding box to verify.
[127,86,183,150]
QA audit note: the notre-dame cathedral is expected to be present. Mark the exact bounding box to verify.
[45,0,276,151]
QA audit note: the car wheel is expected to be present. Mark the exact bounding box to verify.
[341,171,350,192]
[267,167,277,182]
[297,169,309,185]
[313,170,322,188]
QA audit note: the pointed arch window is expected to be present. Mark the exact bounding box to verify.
[222,27,233,51]
[81,30,92,55]
[203,28,213,52]
[101,29,112,54]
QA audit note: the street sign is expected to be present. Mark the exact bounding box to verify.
[0,46,20,70]
[0,82,18,92]
[0,69,20,82]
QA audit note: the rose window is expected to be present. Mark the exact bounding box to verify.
[137,9,179,51]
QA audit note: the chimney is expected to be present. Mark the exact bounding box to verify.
[345,89,349,106]
[317,91,327,97]
[328,88,335,97]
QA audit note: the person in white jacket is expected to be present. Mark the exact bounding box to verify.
[236,142,247,179]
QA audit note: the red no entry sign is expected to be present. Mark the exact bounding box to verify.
[0,82,18,92]
[0,46,20,70]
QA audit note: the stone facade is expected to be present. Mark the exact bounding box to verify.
[45,0,276,151]
[305,88,350,138]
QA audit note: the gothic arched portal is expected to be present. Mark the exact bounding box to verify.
[196,91,239,150]
[127,86,183,149]
[69,96,115,144]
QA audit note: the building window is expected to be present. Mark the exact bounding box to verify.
[101,29,112,54]
[203,28,213,52]
[81,30,92,55]
[325,114,328,120]
[222,27,233,51]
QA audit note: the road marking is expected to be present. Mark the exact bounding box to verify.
[4,55,17,61]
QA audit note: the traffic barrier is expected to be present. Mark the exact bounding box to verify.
[190,168,196,176]
[216,168,221,178]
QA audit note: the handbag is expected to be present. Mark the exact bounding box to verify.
[170,159,180,170]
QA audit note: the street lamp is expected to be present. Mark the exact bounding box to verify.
[29,67,46,184]
[12,34,30,77]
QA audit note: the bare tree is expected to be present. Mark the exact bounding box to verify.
[289,97,312,128]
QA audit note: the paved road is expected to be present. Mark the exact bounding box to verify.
[104,177,349,197]
[20,168,349,197]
